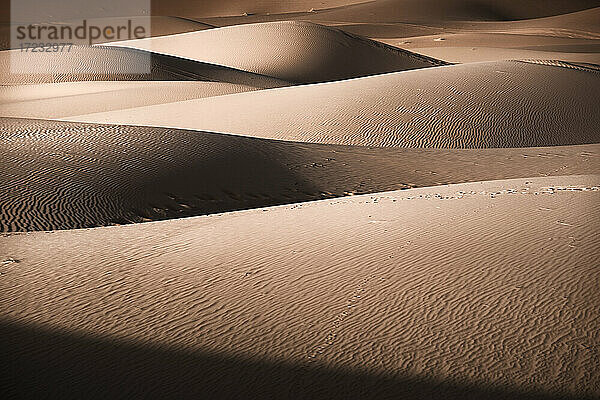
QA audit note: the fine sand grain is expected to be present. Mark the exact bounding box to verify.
[1,117,599,232]
[1,175,598,399]
[65,60,600,148]
[1,2,599,398]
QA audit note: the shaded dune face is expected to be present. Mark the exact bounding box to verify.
[0,45,290,87]
[148,0,600,22]
[106,21,447,83]
[1,117,599,232]
[150,0,371,18]
[301,0,600,23]
[69,60,600,148]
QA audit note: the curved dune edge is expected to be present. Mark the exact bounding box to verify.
[334,7,600,41]
[64,60,600,148]
[2,117,599,232]
[105,21,446,84]
[151,0,372,18]
[0,45,290,87]
[295,0,600,23]
[195,1,600,26]
[406,47,600,64]
[0,81,259,119]
[199,7,600,65]
[373,8,600,64]
[1,175,598,399]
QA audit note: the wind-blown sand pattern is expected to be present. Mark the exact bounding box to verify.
[66,60,600,147]
[2,176,599,399]
[1,2,599,399]
[2,117,599,232]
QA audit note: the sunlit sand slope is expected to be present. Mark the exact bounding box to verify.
[67,61,600,148]
[106,21,446,83]
[0,81,259,119]
[1,175,598,399]
[194,6,600,65]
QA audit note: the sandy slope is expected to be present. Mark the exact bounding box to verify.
[443,7,600,39]
[409,47,600,64]
[1,2,599,398]
[0,81,259,119]
[151,0,370,18]
[388,8,600,63]
[66,60,600,148]
[1,117,599,232]
[302,0,600,23]
[196,2,600,27]
[197,7,600,64]
[106,21,445,84]
[1,175,599,399]
[0,45,289,87]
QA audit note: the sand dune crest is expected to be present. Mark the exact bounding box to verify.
[106,21,446,83]
[66,60,600,148]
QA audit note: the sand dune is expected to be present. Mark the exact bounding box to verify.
[1,117,598,232]
[385,8,600,63]
[106,21,445,83]
[310,0,600,23]
[199,0,600,26]
[124,16,215,37]
[409,47,600,64]
[445,7,600,39]
[66,60,600,148]
[1,2,599,398]
[1,175,598,399]
[391,33,600,53]
[0,45,289,87]
[0,81,258,119]
[151,0,370,18]
[200,7,600,64]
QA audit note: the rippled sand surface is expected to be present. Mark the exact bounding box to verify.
[1,1,599,399]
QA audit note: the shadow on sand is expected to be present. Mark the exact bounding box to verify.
[0,319,593,400]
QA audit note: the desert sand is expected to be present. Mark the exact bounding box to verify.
[2,117,599,231]
[64,60,600,148]
[0,45,289,86]
[105,21,446,83]
[1,1,599,399]
[2,176,599,399]
[0,81,260,118]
